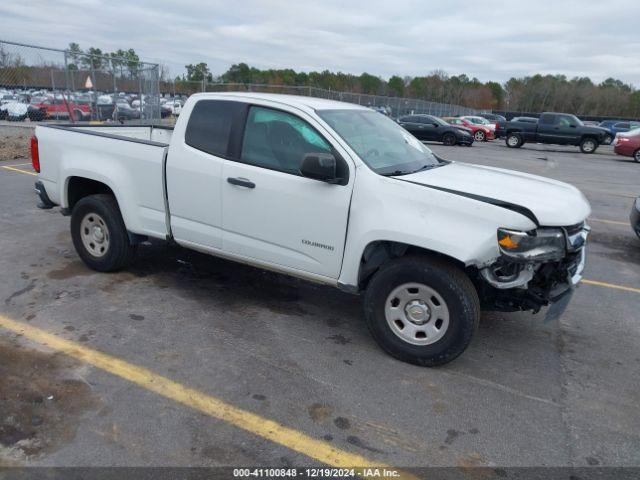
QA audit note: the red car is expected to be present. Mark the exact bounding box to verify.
[443,117,495,142]
[613,130,640,162]
[31,98,91,121]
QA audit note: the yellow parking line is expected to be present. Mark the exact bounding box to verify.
[583,279,640,294]
[5,162,32,167]
[0,314,390,471]
[589,218,629,226]
[1,165,36,176]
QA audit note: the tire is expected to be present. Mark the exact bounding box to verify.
[70,194,135,272]
[506,132,523,148]
[474,130,485,142]
[363,255,480,367]
[442,132,457,146]
[73,109,84,121]
[579,137,598,154]
[603,134,613,145]
[634,149,640,163]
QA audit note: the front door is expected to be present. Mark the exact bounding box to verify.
[222,105,354,279]
[411,117,437,141]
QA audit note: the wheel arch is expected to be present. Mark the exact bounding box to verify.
[355,240,470,291]
[66,176,117,211]
[580,134,599,143]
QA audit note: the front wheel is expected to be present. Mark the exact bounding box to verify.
[442,132,457,146]
[474,130,486,142]
[363,256,480,366]
[580,137,598,154]
[603,134,613,145]
[634,149,640,163]
[70,194,136,272]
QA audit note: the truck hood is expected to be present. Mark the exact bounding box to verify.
[582,125,608,136]
[396,162,591,226]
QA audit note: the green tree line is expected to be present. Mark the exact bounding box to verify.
[176,61,640,117]
[66,43,141,77]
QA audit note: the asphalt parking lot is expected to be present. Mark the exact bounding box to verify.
[0,135,639,469]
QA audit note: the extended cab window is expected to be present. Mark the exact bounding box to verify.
[185,100,246,157]
[241,106,332,174]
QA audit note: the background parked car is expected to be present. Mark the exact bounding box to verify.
[603,121,640,144]
[461,115,496,134]
[27,103,47,121]
[31,98,91,121]
[613,128,640,162]
[503,112,607,153]
[444,117,494,141]
[477,113,506,131]
[0,101,28,121]
[397,114,474,146]
[164,100,183,116]
[113,100,141,120]
[598,119,640,144]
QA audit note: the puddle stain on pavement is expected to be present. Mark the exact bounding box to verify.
[0,338,100,460]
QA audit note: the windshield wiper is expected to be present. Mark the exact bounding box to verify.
[408,164,442,174]
[380,170,410,176]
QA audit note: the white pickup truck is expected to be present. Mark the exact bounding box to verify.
[32,92,591,366]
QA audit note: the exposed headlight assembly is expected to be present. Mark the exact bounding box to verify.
[497,228,566,262]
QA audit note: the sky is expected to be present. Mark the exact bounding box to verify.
[1,0,639,85]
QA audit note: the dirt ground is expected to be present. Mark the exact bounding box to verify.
[0,126,33,161]
[0,338,100,464]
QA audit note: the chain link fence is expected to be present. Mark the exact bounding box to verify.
[0,38,476,125]
[0,39,160,123]
[162,81,478,118]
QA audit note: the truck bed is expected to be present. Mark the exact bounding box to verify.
[36,123,173,239]
[46,123,174,145]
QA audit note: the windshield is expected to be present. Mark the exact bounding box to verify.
[569,115,584,126]
[428,115,449,127]
[466,117,490,125]
[318,109,441,176]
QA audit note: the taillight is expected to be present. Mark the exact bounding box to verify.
[31,135,40,173]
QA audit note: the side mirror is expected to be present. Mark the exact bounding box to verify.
[300,153,341,183]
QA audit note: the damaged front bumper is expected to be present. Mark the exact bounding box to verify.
[478,223,590,313]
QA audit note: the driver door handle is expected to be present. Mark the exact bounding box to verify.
[227,177,255,189]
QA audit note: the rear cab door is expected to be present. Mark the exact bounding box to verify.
[166,99,247,250]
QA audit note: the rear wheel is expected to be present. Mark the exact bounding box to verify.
[70,194,135,272]
[442,132,457,146]
[506,132,523,148]
[634,149,640,163]
[363,255,480,366]
[474,130,486,142]
[580,137,598,154]
[603,134,613,145]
